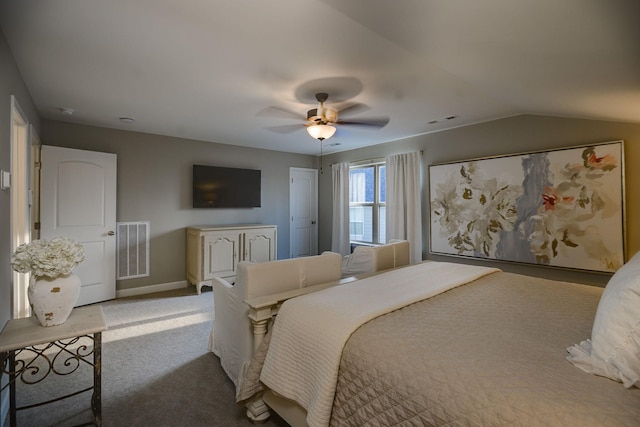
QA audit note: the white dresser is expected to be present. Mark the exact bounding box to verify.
[186,224,277,294]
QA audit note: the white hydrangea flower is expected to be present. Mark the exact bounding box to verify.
[11,237,85,278]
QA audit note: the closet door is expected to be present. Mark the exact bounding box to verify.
[290,168,317,257]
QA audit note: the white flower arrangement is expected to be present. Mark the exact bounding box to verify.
[11,237,86,278]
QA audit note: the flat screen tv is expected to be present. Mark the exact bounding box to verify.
[192,164,261,208]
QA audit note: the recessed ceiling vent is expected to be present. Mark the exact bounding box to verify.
[427,115,458,125]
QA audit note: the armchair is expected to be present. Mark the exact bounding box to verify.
[341,239,411,277]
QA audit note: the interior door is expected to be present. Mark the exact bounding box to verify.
[290,168,318,258]
[40,145,117,306]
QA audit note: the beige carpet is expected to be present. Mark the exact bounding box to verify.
[13,287,288,426]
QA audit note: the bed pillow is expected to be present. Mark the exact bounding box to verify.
[567,251,640,387]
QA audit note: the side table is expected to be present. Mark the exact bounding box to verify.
[0,305,106,426]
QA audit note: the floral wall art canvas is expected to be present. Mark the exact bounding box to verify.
[429,141,625,273]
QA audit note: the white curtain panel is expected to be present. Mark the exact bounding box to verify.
[386,152,423,263]
[331,162,351,256]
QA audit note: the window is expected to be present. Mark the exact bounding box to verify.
[349,162,386,244]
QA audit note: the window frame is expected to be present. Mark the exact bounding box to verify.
[349,159,386,245]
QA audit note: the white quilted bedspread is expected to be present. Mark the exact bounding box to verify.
[259,261,500,427]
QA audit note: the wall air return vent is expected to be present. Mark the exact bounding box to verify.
[116,221,150,280]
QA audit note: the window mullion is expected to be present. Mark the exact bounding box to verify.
[372,165,379,244]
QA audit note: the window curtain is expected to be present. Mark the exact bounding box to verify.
[386,152,422,263]
[331,162,351,256]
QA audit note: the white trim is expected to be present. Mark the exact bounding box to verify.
[349,157,385,167]
[29,125,41,241]
[115,280,189,298]
[10,95,31,319]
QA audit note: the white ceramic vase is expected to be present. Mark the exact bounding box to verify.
[28,273,81,327]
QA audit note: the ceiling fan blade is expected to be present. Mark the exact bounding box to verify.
[257,106,305,121]
[337,117,390,128]
[336,102,371,118]
[265,124,303,134]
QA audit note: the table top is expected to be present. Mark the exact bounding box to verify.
[0,305,106,353]
[187,224,277,231]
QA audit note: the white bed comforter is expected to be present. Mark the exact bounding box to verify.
[259,261,500,427]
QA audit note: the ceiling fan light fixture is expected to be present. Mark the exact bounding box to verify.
[307,124,336,141]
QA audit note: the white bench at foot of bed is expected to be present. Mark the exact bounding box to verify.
[244,279,357,424]
[243,269,409,425]
[245,277,358,353]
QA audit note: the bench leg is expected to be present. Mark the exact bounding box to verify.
[246,395,270,423]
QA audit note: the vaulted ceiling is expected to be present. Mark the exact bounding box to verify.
[1,0,638,155]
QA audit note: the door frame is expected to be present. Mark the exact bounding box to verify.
[10,95,31,319]
[29,125,41,241]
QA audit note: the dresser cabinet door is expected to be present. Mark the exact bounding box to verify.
[244,228,276,262]
[203,231,240,280]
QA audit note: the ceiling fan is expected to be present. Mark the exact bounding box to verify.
[261,92,390,142]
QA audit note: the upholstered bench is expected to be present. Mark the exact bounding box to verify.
[209,251,343,398]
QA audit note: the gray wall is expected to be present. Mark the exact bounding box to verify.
[319,115,640,287]
[41,120,316,291]
[39,115,640,293]
[0,30,40,328]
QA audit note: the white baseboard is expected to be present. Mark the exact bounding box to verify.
[116,280,190,298]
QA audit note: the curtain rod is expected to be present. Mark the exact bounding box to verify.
[329,150,423,168]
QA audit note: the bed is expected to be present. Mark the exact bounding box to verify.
[239,258,640,426]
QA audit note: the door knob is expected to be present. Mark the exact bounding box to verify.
[107,231,115,236]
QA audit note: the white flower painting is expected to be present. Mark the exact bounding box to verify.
[429,141,624,272]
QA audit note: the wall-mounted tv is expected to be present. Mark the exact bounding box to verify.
[192,164,261,208]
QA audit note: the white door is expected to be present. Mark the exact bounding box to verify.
[40,145,117,306]
[290,168,318,258]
